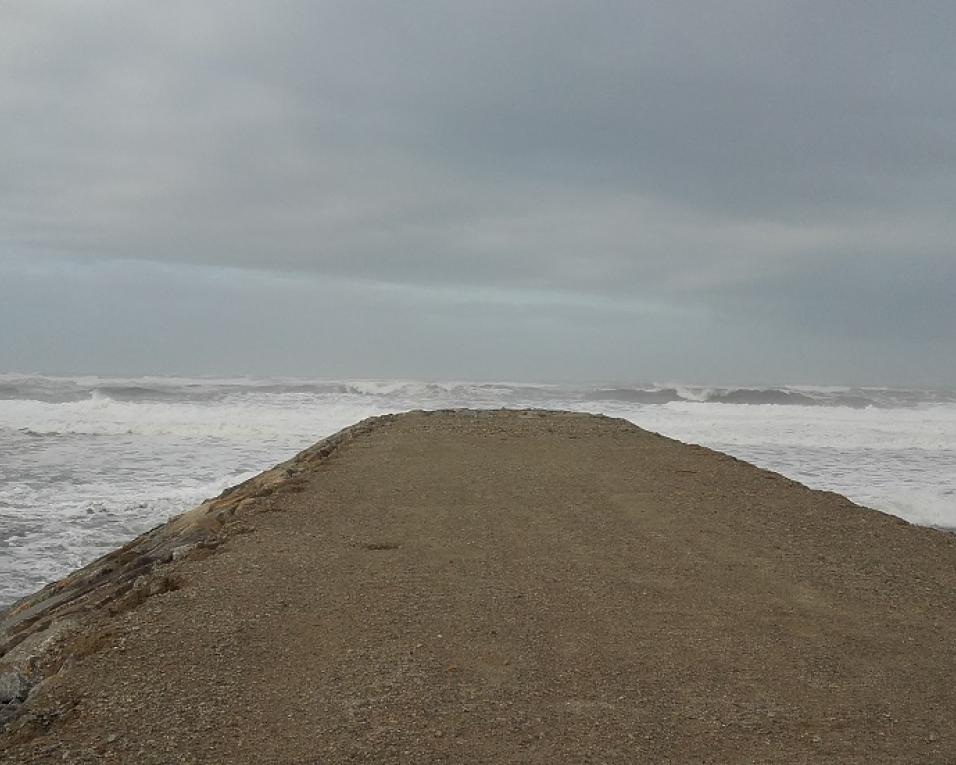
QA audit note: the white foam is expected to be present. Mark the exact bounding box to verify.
[621,400,956,451]
[0,395,389,439]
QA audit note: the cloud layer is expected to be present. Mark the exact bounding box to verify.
[2,1,954,383]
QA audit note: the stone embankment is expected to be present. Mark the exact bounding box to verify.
[0,414,388,733]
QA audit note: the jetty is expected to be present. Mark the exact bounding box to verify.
[2,410,954,763]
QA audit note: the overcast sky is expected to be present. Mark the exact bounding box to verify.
[2,1,954,384]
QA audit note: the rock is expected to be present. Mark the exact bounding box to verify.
[171,543,198,561]
[0,701,22,726]
[0,670,28,704]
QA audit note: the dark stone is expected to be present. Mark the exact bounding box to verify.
[0,700,22,727]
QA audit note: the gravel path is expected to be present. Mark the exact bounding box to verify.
[2,410,955,763]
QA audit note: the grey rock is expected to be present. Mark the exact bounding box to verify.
[171,543,199,561]
[0,670,29,704]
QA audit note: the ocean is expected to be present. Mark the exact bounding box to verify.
[1,374,955,608]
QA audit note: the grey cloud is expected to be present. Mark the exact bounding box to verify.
[714,252,956,343]
[1,1,954,383]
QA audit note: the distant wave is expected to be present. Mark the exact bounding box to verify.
[91,385,191,402]
[586,388,685,404]
[1,374,954,411]
[0,381,90,404]
[706,388,876,407]
[586,386,886,408]
[17,428,50,438]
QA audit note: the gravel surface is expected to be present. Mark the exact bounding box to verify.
[2,410,955,763]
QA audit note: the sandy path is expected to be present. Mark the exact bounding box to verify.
[2,410,955,763]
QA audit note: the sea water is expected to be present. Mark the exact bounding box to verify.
[1,374,954,608]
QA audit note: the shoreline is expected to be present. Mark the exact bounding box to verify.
[3,409,956,762]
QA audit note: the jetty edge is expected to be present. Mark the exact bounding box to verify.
[1,409,955,763]
[0,412,390,684]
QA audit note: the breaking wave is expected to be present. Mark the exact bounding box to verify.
[585,385,956,408]
[4,373,954,411]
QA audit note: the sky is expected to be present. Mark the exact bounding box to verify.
[1,1,954,385]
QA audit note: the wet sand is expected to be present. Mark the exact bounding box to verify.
[2,410,955,763]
